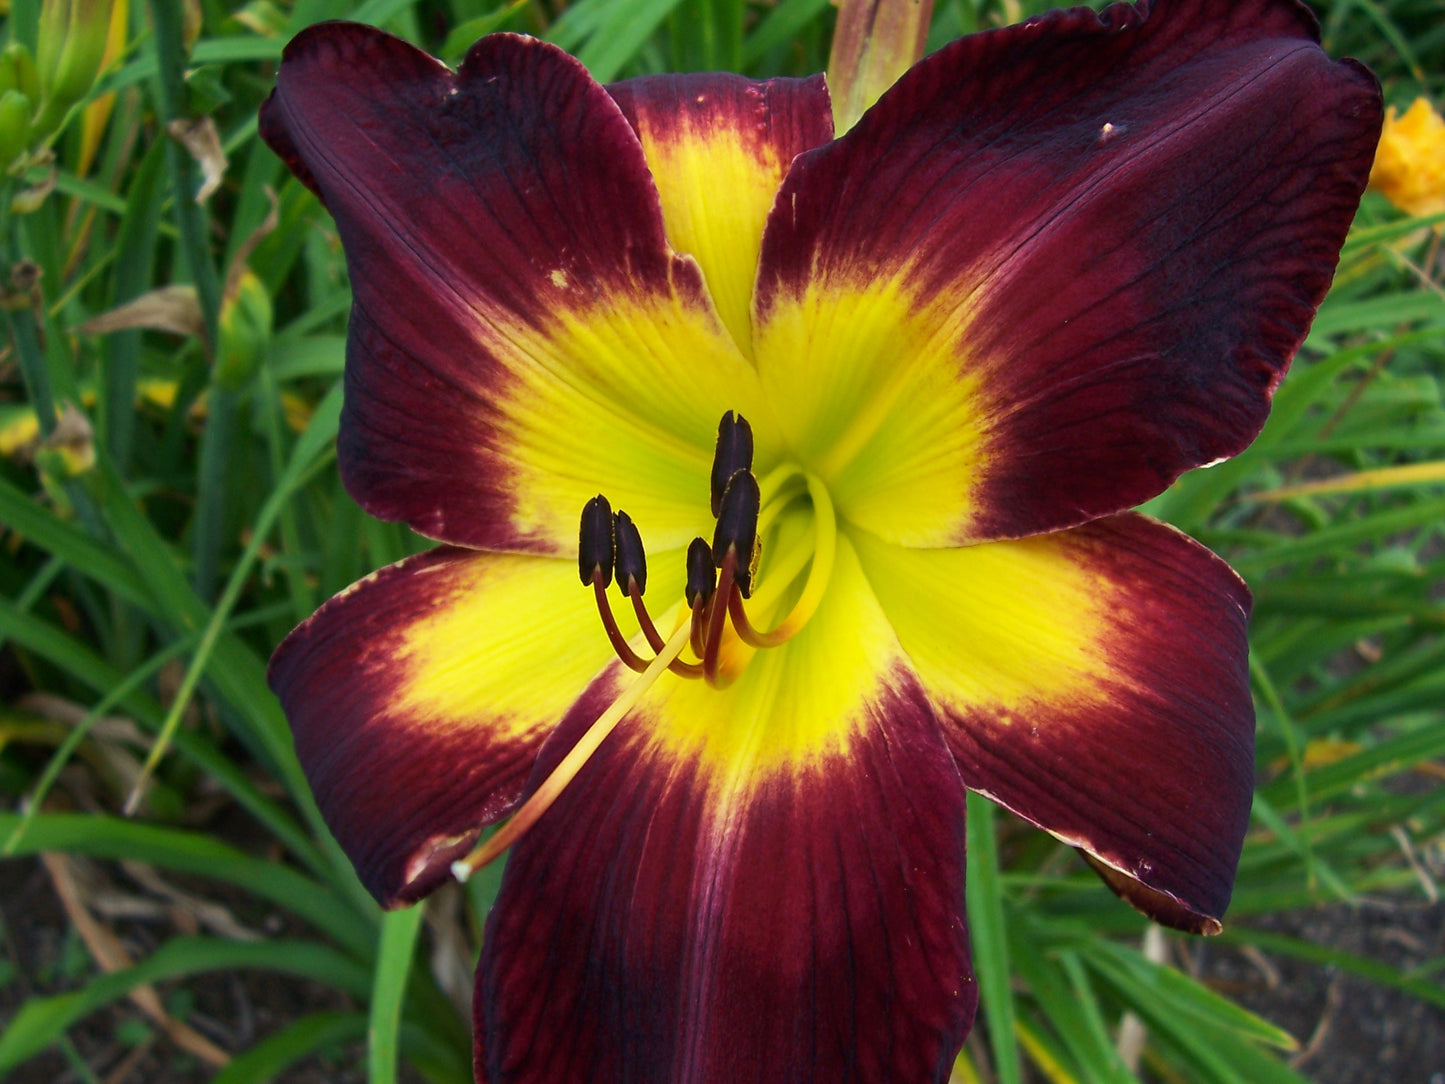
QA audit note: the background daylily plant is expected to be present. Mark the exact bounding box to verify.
[258,0,1379,1078]
[2,0,1443,1082]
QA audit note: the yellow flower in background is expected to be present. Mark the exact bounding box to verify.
[1369,97,1445,217]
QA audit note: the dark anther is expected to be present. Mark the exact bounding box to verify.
[685,536,717,608]
[710,411,754,517]
[613,510,647,595]
[578,495,614,587]
[712,470,761,598]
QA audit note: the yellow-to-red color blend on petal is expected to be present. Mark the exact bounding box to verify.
[262,2,1381,1081]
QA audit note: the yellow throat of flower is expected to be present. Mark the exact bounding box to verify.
[452,412,839,880]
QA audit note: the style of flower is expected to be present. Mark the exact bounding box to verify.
[260,2,1379,1080]
[1369,96,1445,218]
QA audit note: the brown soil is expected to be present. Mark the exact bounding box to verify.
[1195,901,1445,1084]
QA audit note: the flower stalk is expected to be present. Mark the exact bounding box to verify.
[827,0,934,133]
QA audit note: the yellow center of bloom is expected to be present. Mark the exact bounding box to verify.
[451,412,843,880]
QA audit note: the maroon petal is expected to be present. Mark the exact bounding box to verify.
[268,548,620,906]
[855,514,1254,932]
[756,0,1381,544]
[260,25,746,553]
[473,666,974,1083]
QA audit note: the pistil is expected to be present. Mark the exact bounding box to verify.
[451,618,693,883]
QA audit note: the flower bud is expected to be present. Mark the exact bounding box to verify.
[0,90,34,171]
[0,43,43,102]
[34,0,114,138]
[827,0,933,134]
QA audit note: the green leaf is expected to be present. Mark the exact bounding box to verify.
[0,939,371,1074]
[967,793,1021,1084]
[369,906,428,1084]
[1081,941,1299,1051]
[1008,929,1133,1084]
[548,0,689,79]
[742,0,831,66]
[211,1012,368,1084]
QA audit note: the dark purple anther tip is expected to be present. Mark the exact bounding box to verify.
[685,536,717,608]
[710,411,754,518]
[712,470,761,598]
[614,510,647,595]
[579,495,614,587]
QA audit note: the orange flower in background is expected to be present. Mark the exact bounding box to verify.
[1369,97,1445,217]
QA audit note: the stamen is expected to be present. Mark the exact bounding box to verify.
[576,423,836,700]
[685,537,716,662]
[451,619,693,882]
[689,596,708,662]
[628,583,704,679]
[702,548,738,687]
[593,574,650,673]
[578,495,614,588]
[712,470,761,598]
[579,497,649,671]
[710,411,754,517]
[613,510,646,595]
[685,536,717,609]
[611,510,702,677]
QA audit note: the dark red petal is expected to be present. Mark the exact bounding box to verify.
[268,548,613,906]
[473,667,974,1083]
[856,514,1254,931]
[260,25,728,552]
[758,0,1381,543]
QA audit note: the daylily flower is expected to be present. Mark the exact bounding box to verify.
[1369,96,1445,218]
[261,1,1379,1080]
